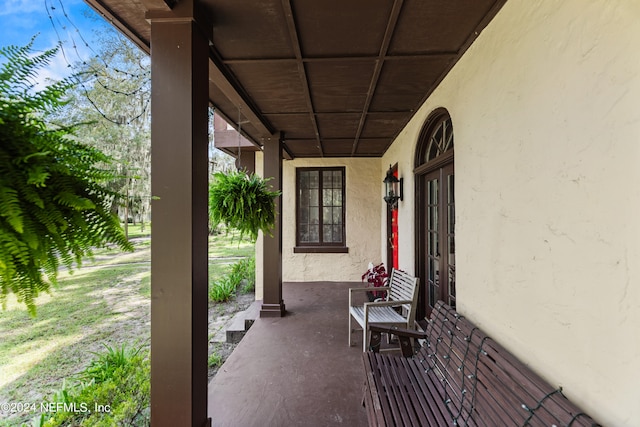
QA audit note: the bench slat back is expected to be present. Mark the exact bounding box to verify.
[386,269,420,325]
[419,301,600,427]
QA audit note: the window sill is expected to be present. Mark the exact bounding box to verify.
[294,246,349,254]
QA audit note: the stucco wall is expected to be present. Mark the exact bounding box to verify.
[383,0,640,424]
[280,157,382,282]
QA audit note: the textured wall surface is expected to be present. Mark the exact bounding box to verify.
[281,157,383,282]
[383,0,640,424]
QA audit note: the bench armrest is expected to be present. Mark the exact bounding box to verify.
[369,324,426,339]
[368,324,426,357]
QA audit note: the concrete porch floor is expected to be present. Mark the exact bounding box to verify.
[207,281,370,427]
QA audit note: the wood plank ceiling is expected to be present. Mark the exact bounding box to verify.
[85,0,506,158]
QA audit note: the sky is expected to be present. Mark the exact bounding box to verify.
[0,0,114,83]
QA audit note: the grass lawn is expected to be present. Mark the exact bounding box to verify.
[0,228,254,426]
[121,222,151,239]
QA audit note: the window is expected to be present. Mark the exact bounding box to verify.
[295,167,348,253]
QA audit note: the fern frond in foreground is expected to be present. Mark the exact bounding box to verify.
[0,39,133,315]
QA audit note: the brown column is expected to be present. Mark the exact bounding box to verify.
[148,7,210,427]
[260,133,285,317]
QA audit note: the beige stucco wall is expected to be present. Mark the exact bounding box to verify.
[255,155,383,296]
[281,157,382,282]
[383,0,640,425]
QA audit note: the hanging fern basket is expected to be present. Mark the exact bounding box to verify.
[208,170,281,241]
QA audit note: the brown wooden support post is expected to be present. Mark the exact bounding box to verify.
[260,133,285,317]
[148,3,210,426]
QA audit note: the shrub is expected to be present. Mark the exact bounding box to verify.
[208,256,256,302]
[38,344,150,427]
[79,343,142,384]
[207,352,223,368]
[208,276,237,303]
[232,257,255,293]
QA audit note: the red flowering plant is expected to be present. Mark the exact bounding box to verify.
[362,262,388,300]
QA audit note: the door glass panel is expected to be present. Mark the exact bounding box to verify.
[430,179,439,203]
[446,171,455,307]
[448,205,455,233]
[428,206,437,231]
[426,177,440,310]
[428,257,439,308]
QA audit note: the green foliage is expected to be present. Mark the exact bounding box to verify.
[39,344,150,427]
[208,256,255,302]
[208,171,280,242]
[208,275,237,303]
[78,343,142,384]
[0,40,133,315]
[207,352,223,368]
[232,256,255,293]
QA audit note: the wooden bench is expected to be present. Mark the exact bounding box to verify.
[362,301,601,426]
[349,269,419,352]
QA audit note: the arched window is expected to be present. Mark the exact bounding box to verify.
[416,109,454,168]
[415,109,455,318]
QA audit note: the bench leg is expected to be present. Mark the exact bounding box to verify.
[348,313,352,347]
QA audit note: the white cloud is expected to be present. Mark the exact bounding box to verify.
[0,0,85,16]
[0,0,42,16]
[31,50,74,91]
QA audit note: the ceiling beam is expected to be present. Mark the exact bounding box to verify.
[208,50,275,139]
[383,0,509,151]
[140,0,174,11]
[351,0,404,156]
[281,0,323,157]
[222,52,457,66]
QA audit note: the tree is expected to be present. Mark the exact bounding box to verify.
[0,40,133,315]
[57,32,152,237]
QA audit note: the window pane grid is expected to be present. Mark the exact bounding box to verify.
[297,168,345,246]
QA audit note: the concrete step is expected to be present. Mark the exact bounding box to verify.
[226,300,262,344]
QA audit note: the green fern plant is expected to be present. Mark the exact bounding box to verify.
[208,170,280,242]
[0,39,133,315]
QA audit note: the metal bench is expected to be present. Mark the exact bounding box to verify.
[363,301,601,426]
[349,269,419,352]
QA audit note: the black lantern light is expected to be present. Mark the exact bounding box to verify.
[383,165,403,209]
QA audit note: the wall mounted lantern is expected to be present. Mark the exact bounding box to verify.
[383,165,403,209]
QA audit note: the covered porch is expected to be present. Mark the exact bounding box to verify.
[208,281,370,426]
[80,0,640,425]
[81,1,506,425]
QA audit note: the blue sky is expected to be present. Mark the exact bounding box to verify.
[0,0,113,82]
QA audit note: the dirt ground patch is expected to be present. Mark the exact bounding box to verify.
[207,292,255,381]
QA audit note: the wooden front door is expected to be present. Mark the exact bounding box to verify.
[415,109,455,319]
[420,163,455,317]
